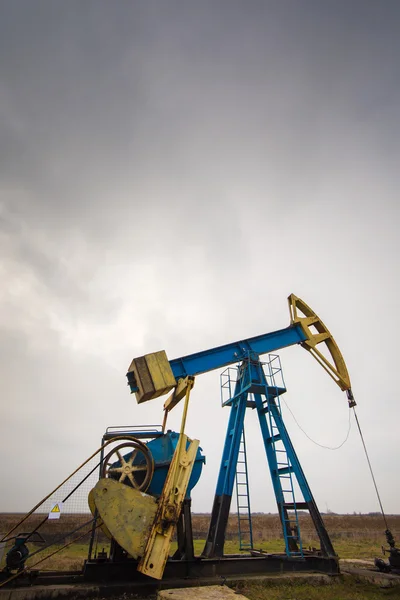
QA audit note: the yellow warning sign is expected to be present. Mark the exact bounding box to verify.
[48,501,63,520]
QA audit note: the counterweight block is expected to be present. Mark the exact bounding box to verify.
[127,351,177,403]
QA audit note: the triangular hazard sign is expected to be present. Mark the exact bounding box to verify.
[51,504,60,513]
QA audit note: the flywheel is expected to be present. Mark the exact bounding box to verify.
[102,439,154,492]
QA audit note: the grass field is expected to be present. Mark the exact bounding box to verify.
[1,511,398,572]
[1,513,399,600]
[235,578,400,600]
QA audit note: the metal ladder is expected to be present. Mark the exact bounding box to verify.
[235,428,253,551]
[262,357,304,557]
[266,401,303,556]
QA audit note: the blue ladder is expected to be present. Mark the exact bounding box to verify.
[235,429,253,551]
[263,357,303,556]
[253,356,303,557]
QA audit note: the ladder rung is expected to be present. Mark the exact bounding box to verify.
[236,432,251,545]
[278,466,293,475]
[284,502,308,510]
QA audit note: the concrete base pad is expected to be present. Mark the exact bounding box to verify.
[158,585,249,599]
[0,573,334,600]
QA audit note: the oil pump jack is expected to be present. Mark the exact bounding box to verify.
[87,293,355,580]
[1,294,358,587]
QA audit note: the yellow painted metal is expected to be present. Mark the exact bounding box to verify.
[288,293,351,392]
[128,351,176,403]
[90,478,158,559]
[138,435,199,579]
[164,375,195,413]
[88,489,112,539]
[138,377,199,580]
[153,351,177,388]
[145,351,176,393]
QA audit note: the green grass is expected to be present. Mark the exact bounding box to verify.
[4,537,399,599]
[23,537,384,571]
[235,579,400,600]
[183,537,384,559]
[24,542,91,571]
[253,537,384,559]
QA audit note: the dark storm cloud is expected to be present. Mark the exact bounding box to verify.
[0,1,399,513]
[2,1,398,225]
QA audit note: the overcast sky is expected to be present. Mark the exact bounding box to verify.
[1,0,399,522]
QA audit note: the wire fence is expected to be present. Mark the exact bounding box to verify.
[0,437,142,573]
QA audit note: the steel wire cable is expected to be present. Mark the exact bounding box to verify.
[352,407,389,531]
[283,395,390,531]
[281,398,352,450]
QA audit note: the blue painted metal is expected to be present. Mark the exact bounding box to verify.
[116,431,205,498]
[169,325,305,380]
[214,354,321,557]
[215,376,248,497]
[127,325,305,394]
[254,356,306,556]
[146,432,205,497]
[168,325,305,382]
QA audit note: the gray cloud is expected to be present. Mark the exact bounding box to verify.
[0,0,399,517]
